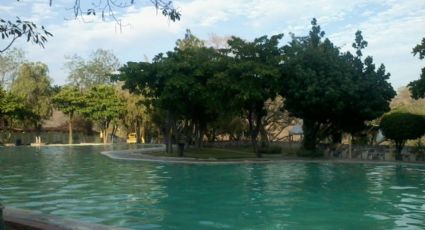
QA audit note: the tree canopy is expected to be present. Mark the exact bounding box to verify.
[0,48,25,89]
[80,84,125,143]
[52,86,86,144]
[380,112,425,160]
[218,34,284,156]
[281,19,395,152]
[65,49,120,89]
[408,38,425,99]
[116,30,223,151]
[10,62,53,130]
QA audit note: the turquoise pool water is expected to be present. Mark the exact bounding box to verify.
[1,146,425,229]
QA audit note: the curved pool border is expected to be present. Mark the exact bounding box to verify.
[100,146,425,166]
[2,207,128,230]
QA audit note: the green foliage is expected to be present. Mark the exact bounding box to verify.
[258,144,282,154]
[10,62,53,129]
[176,29,205,50]
[0,48,25,89]
[380,112,425,160]
[0,17,52,53]
[116,30,225,149]
[117,85,149,143]
[0,85,33,130]
[412,38,425,59]
[65,49,120,89]
[52,86,85,116]
[217,34,284,156]
[281,19,395,151]
[80,84,126,143]
[52,85,86,143]
[1,92,33,120]
[408,38,425,99]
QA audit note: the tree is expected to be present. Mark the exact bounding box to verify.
[176,29,205,50]
[380,112,425,160]
[1,0,180,52]
[80,84,125,144]
[0,17,52,53]
[65,49,120,89]
[160,45,223,149]
[0,87,33,143]
[52,86,86,144]
[0,48,25,89]
[220,34,284,156]
[10,62,53,131]
[281,19,395,154]
[116,30,225,153]
[117,85,148,144]
[408,38,425,99]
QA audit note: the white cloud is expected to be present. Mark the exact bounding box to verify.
[329,0,425,88]
[5,0,425,88]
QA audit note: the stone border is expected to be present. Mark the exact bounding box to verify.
[3,207,128,230]
[100,146,425,166]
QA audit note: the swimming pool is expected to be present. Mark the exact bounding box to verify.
[1,146,425,229]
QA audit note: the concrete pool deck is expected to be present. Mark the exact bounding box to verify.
[100,146,425,166]
[3,207,129,230]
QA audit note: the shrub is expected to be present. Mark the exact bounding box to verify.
[380,112,425,160]
[297,148,324,157]
[258,144,282,154]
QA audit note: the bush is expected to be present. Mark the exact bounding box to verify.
[258,144,282,154]
[297,148,324,157]
[380,112,425,160]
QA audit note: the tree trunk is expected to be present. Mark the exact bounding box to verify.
[248,108,262,158]
[254,112,262,158]
[395,140,404,161]
[135,120,142,144]
[100,121,108,144]
[165,111,174,153]
[331,130,342,144]
[68,113,73,144]
[248,109,256,153]
[259,123,269,146]
[302,119,319,153]
[103,129,108,144]
[196,122,206,149]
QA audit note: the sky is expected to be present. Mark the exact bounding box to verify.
[1,0,424,89]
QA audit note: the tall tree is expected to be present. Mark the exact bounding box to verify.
[10,62,53,131]
[52,86,86,144]
[117,85,148,144]
[220,34,284,156]
[408,38,425,99]
[65,49,120,89]
[281,19,395,153]
[116,30,224,152]
[176,29,205,50]
[80,85,125,144]
[0,87,33,140]
[0,48,25,89]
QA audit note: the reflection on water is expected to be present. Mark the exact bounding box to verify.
[1,146,425,229]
